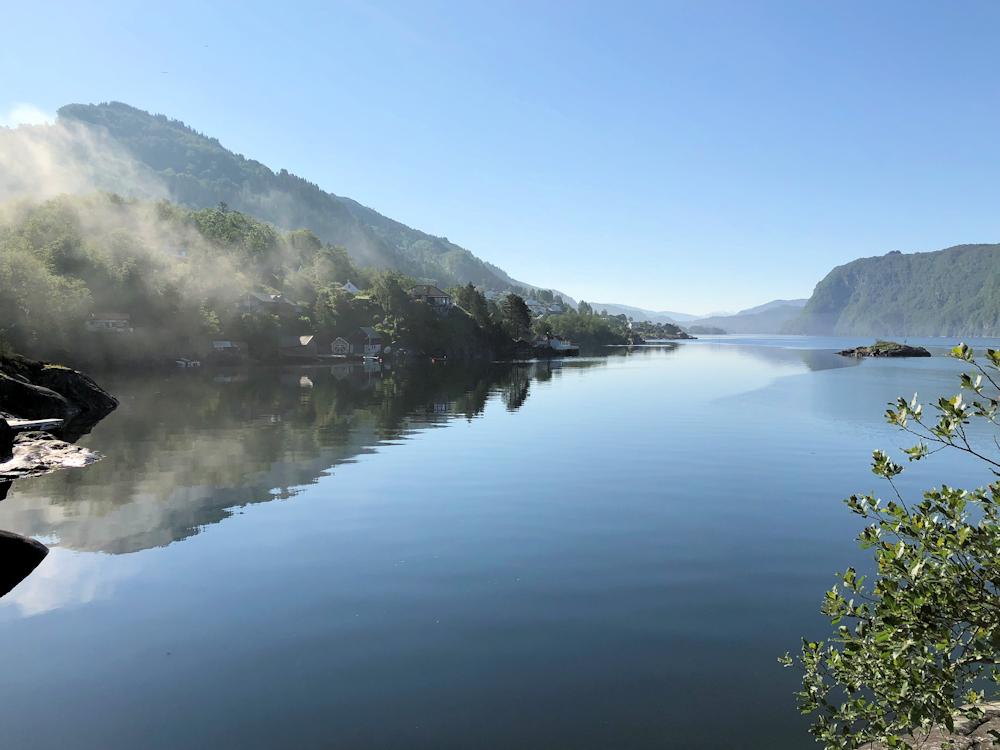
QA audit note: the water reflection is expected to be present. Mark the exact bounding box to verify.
[0,359,609,555]
[674,340,862,372]
[0,339,988,750]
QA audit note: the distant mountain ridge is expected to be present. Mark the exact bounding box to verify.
[57,102,528,291]
[737,299,807,316]
[590,302,696,324]
[591,299,807,333]
[786,245,1000,336]
[686,300,807,334]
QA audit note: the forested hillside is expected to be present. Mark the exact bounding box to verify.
[0,193,358,358]
[786,245,1000,336]
[0,193,499,363]
[57,102,518,290]
[0,193,625,364]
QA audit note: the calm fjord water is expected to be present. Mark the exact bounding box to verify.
[0,338,991,749]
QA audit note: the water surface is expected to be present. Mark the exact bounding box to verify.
[0,339,991,748]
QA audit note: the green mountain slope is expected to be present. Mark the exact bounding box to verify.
[58,102,513,290]
[786,245,1000,336]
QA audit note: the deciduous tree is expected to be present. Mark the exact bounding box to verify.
[784,343,1000,749]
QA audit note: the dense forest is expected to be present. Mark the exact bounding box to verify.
[57,102,532,291]
[786,245,1000,336]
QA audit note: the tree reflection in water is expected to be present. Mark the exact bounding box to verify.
[0,356,618,555]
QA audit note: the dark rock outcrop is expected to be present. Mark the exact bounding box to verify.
[0,529,49,598]
[0,354,118,426]
[0,370,73,421]
[0,355,114,478]
[839,341,932,358]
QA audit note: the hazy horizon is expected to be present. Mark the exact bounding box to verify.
[4,1,1000,313]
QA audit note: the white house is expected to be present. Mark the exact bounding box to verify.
[340,281,361,296]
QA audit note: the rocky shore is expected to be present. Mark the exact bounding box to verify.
[0,354,118,480]
[867,703,1000,749]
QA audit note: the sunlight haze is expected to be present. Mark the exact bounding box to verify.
[5,1,1000,312]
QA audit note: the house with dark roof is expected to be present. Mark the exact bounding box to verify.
[208,340,249,362]
[279,335,317,359]
[350,327,384,358]
[409,285,453,309]
[240,292,304,320]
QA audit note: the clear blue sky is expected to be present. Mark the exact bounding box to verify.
[4,1,1000,313]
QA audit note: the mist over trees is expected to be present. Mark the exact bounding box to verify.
[0,192,635,364]
[56,101,526,290]
[0,101,640,365]
[0,193,367,361]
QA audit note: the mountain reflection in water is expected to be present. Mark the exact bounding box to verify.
[0,355,622,555]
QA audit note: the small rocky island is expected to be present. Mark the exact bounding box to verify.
[838,340,932,358]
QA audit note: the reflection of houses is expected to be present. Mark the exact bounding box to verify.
[85,313,132,333]
[409,285,453,309]
[279,335,317,360]
[352,327,384,358]
[239,292,303,320]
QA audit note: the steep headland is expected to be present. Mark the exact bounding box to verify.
[787,245,1000,336]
